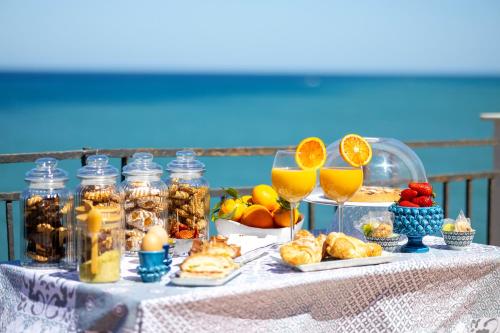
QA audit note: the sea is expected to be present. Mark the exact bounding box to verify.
[1,72,499,260]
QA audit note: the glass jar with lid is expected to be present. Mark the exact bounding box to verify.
[121,152,168,254]
[75,155,123,283]
[165,150,210,254]
[22,158,74,268]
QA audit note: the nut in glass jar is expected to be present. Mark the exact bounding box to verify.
[167,179,209,239]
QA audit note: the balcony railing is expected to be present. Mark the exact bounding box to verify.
[1,138,499,260]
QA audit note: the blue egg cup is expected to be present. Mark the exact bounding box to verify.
[137,250,169,283]
[163,244,173,267]
[388,204,444,253]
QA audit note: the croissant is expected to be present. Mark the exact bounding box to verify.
[280,234,326,266]
[294,229,315,240]
[325,232,382,259]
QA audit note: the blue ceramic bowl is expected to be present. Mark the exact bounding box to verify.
[442,230,475,250]
[365,234,401,252]
[388,204,444,253]
[137,250,168,283]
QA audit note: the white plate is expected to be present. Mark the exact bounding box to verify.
[170,268,242,287]
[215,219,304,243]
[272,251,397,272]
[304,190,394,208]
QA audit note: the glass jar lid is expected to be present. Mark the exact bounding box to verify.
[77,155,119,179]
[166,150,205,173]
[122,152,163,176]
[25,157,68,183]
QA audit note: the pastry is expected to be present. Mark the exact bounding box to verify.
[280,234,326,266]
[189,236,241,259]
[325,232,382,259]
[180,253,239,279]
[294,229,315,240]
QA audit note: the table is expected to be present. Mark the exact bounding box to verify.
[1,236,500,333]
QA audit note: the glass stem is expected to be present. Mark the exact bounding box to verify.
[338,203,344,233]
[290,203,297,242]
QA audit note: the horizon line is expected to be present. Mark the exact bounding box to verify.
[1,69,500,79]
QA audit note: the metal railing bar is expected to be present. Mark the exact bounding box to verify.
[120,156,128,182]
[6,201,14,260]
[81,147,91,167]
[487,178,493,245]
[1,139,498,164]
[405,139,498,148]
[465,179,473,219]
[308,202,315,231]
[0,192,21,201]
[428,171,499,183]
[209,187,253,198]
[442,182,449,217]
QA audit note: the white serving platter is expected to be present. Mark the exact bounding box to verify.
[272,251,397,272]
[304,190,394,208]
[170,268,242,287]
[215,218,304,243]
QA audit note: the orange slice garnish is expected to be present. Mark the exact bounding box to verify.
[295,137,326,170]
[339,134,372,167]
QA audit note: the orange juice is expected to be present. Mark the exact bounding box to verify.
[271,168,316,203]
[320,167,363,203]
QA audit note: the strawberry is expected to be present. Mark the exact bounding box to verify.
[411,196,433,207]
[399,200,420,207]
[408,182,433,196]
[400,189,418,201]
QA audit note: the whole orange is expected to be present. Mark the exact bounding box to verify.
[219,198,245,222]
[240,195,253,205]
[252,185,279,211]
[240,204,274,229]
[273,207,300,228]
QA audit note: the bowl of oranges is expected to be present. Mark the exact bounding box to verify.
[213,185,304,242]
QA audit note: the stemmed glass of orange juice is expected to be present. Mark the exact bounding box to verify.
[320,134,372,233]
[271,138,326,241]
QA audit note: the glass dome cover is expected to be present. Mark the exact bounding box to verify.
[77,155,119,179]
[25,157,68,183]
[326,137,427,188]
[122,152,163,176]
[307,137,427,206]
[166,150,205,173]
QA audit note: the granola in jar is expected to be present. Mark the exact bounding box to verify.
[165,150,210,255]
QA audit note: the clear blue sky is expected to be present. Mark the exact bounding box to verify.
[1,0,500,75]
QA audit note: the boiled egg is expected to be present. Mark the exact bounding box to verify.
[141,232,163,251]
[147,225,169,245]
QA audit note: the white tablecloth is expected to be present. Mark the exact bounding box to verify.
[1,237,500,333]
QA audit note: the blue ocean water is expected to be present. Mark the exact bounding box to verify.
[0,73,499,260]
